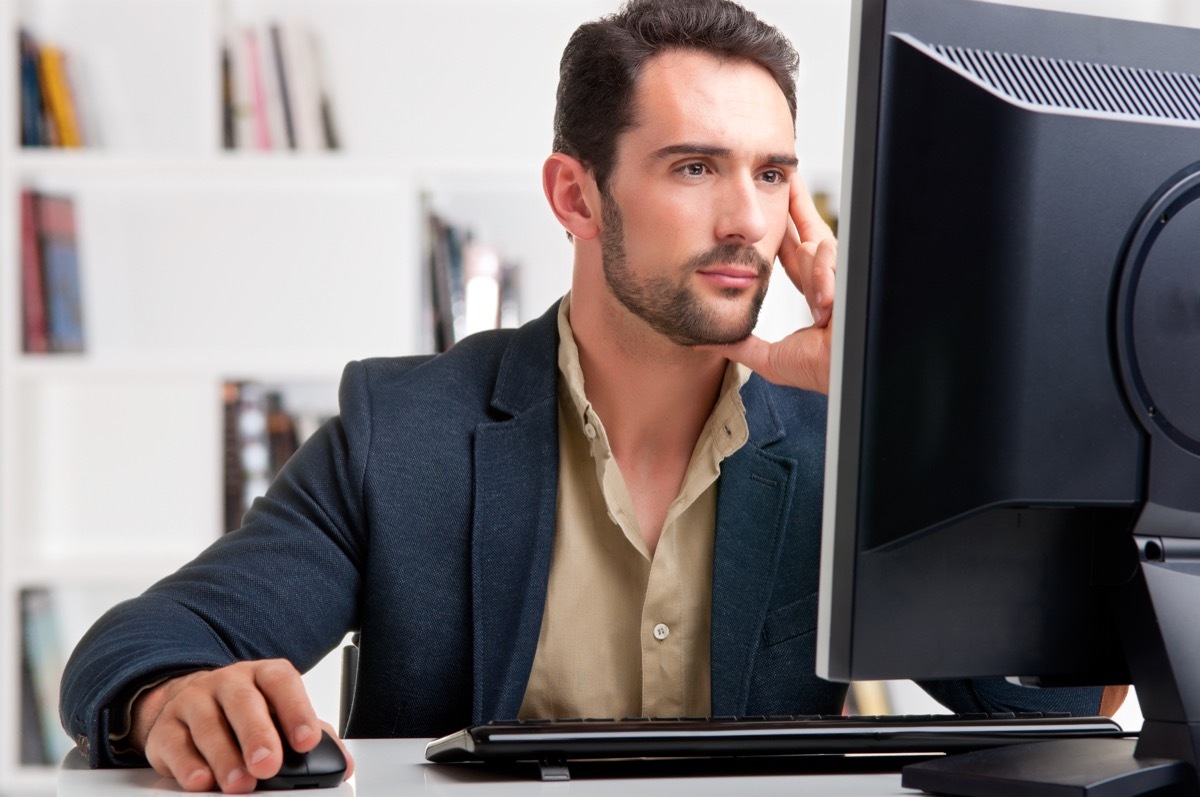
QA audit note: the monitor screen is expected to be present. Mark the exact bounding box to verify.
[817,0,1200,791]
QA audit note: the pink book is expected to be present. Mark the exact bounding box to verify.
[244,29,271,150]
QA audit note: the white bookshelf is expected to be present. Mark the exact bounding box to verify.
[9,0,1182,791]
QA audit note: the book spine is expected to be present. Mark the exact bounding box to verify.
[35,194,85,353]
[269,23,297,150]
[20,190,50,354]
[221,42,235,150]
[223,381,246,532]
[244,29,272,150]
[20,589,73,763]
[279,23,323,152]
[303,29,340,150]
[19,30,47,147]
[36,45,83,147]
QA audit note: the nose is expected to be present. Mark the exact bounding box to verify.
[714,173,769,244]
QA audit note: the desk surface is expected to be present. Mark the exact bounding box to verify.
[59,738,921,796]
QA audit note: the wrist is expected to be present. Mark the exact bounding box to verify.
[128,671,204,753]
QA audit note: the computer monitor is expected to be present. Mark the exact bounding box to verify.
[817,0,1200,792]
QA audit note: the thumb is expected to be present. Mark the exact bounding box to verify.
[699,334,772,375]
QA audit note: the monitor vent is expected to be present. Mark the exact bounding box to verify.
[931,43,1200,123]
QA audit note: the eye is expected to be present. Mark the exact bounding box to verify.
[760,169,786,185]
[678,162,709,178]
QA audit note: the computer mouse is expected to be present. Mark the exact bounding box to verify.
[256,728,347,791]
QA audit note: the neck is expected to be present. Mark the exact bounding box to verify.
[567,282,729,462]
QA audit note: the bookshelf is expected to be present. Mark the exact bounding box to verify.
[6,0,1175,792]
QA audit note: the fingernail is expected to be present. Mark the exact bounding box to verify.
[185,769,209,787]
[295,724,315,744]
[250,747,271,765]
[227,768,248,786]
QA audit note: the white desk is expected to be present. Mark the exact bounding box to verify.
[59,738,921,796]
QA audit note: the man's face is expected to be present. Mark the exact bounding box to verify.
[599,49,797,346]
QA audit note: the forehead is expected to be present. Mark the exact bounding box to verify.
[623,49,795,157]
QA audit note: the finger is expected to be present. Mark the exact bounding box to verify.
[702,325,831,394]
[703,334,773,377]
[808,238,838,327]
[778,177,837,305]
[253,659,321,753]
[144,716,218,793]
[176,694,258,793]
[214,671,282,781]
[789,174,835,244]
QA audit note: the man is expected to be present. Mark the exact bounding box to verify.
[61,0,1109,793]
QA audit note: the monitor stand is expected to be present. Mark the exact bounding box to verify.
[903,524,1200,797]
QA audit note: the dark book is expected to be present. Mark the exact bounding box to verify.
[222,382,246,532]
[221,42,235,150]
[34,194,85,352]
[269,23,297,150]
[19,29,47,147]
[427,214,456,352]
[20,190,50,353]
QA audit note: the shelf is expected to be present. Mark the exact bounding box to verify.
[6,555,196,591]
[6,350,365,383]
[11,149,545,186]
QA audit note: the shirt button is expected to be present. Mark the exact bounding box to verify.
[653,623,670,641]
[583,423,597,439]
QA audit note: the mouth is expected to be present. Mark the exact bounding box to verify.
[695,265,762,290]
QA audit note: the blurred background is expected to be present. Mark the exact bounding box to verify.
[2,0,1193,791]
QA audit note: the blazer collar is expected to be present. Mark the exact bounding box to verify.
[710,375,797,715]
[489,300,561,418]
[471,301,562,722]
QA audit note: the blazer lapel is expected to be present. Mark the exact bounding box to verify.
[471,304,561,723]
[710,377,796,716]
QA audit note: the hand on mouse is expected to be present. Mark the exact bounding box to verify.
[130,659,355,793]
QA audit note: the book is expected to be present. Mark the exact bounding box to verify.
[226,30,255,150]
[19,190,50,353]
[268,23,297,150]
[20,588,74,764]
[34,194,85,353]
[224,19,339,151]
[276,22,325,152]
[243,28,273,150]
[221,42,235,150]
[18,29,47,147]
[222,382,329,532]
[19,633,46,765]
[35,44,83,147]
[425,210,522,351]
[223,382,246,533]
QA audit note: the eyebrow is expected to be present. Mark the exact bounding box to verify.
[650,143,799,168]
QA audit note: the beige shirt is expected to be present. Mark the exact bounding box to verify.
[517,294,750,720]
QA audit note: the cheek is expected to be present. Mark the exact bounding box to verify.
[764,197,791,250]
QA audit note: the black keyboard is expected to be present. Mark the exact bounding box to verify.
[425,713,1128,779]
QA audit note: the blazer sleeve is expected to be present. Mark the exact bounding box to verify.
[59,361,378,768]
[918,678,1103,716]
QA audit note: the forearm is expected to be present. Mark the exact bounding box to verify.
[918,677,1104,716]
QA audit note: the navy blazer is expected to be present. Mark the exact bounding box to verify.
[61,301,1101,767]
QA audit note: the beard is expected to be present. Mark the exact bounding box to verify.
[599,194,772,346]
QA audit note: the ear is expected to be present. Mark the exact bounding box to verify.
[543,153,601,241]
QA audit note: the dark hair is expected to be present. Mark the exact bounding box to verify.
[553,0,799,194]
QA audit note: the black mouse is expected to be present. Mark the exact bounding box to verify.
[256,728,347,791]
